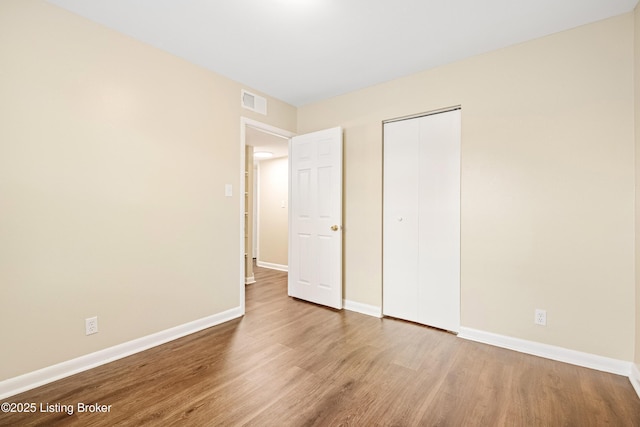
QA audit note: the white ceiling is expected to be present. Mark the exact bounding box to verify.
[47,0,638,107]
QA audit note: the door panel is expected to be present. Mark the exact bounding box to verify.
[416,110,460,332]
[289,127,343,309]
[383,119,420,322]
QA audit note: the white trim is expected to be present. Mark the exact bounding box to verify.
[458,327,631,376]
[240,119,247,315]
[256,261,288,272]
[343,299,383,318]
[0,307,242,400]
[245,276,256,285]
[630,364,640,400]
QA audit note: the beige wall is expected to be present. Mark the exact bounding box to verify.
[0,0,296,381]
[299,13,636,361]
[635,3,640,367]
[258,157,289,267]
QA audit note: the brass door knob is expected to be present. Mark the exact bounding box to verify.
[331,225,340,231]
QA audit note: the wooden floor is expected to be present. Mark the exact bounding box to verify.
[2,266,640,426]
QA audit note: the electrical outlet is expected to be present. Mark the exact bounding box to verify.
[534,309,546,326]
[85,316,98,335]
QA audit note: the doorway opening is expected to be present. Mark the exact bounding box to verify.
[240,118,295,313]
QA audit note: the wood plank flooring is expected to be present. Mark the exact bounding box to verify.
[2,265,640,426]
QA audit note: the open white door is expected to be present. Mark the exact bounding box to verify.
[288,127,343,309]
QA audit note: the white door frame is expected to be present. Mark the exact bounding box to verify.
[239,117,296,314]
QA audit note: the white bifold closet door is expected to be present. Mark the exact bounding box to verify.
[383,108,460,332]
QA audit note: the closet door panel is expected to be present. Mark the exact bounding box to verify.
[417,111,461,332]
[382,119,420,322]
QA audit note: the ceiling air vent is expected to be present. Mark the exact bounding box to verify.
[241,89,267,115]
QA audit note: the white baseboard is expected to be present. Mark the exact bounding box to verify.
[630,364,640,400]
[458,327,631,376]
[256,261,288,272]
[245,276,256,285]
[0,307,243,400]
[343,299,382,318]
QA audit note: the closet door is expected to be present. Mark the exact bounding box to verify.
[383,109,460,332]
[382,118,420,322]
